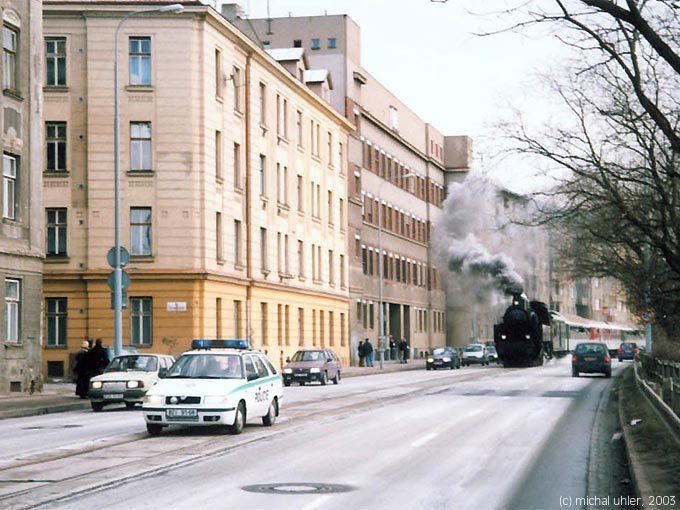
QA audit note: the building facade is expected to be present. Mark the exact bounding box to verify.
[234,11,472,363]
[41,0,352,378]
[0,0,43,394]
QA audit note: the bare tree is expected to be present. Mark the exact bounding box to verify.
[492,1,679,346]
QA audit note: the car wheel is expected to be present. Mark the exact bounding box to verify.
[426,367,431,371]
[125,402,136,409]
[300,381,305,386]
[91,401,104,412]
[450,363,455,370]
[332,371,340,384]
[146,423,163,436]
[572,368,579,377]
[284,381,291,387]
[262,398,278,426]
[605,370,612,378]
[229,401,246,435]
[321,371,328,386]
[618,357,623,362]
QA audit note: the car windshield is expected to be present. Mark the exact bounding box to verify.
[621,343,637,350]
[291,351,323,362]
[487,347,497,354]
[432,348,449,355]
[105,355,158,373]
[465,345,482,352]
[575,343,606,354]
[165,353,243,379]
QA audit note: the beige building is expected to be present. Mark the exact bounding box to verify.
[234,10,472,363]
[41,0,353,378]
[1,0,43,394]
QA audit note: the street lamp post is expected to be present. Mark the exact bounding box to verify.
[377,172,416,369]
[113,3,184,356]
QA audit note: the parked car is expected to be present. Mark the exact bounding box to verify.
[426,347,461,370]
[461,344,489,366]
[88,353,175,412]
[617,342,639,362]
[282,349,342,386]
[486,345,499,364]
[572,342,611,377]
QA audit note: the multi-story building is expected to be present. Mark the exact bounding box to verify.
[233,10,472,363]
[0,1,43,394]
[41,0,352,378]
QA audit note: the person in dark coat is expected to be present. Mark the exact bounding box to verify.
[73,341,91,398]
[389,336,397,361]
[88,339,110,376]
[398,338,408,364]
[363,338,374,367]
[358,340,366,367]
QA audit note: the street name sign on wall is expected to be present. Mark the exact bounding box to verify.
[167,302,187,312]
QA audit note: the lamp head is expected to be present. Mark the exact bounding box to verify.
[159,3,184,13]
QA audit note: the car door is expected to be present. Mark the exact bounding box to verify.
[327,350,340,378]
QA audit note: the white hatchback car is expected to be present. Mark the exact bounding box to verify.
[88,354,175,412]
[142,339,283,436]
[461,343,490,366]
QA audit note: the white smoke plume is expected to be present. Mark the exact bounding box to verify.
[434,175,525,302]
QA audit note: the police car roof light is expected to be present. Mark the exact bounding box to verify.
[191,339,251,350]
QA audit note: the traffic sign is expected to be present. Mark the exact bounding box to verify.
[107,246,130,268]
[107,270,131,291]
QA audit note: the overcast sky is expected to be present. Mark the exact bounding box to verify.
[213,0,574,191]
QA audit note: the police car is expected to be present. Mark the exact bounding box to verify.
[142,339,283,436]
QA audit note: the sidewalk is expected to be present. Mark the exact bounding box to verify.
[0,359,425,420]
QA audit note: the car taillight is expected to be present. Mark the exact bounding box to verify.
[633,348,639,354]
[618,348,624,353]
[604,354,610,363]
[572,354,578,363]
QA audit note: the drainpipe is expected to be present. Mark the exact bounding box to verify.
[425,126,433,351]
[245,51,253,344]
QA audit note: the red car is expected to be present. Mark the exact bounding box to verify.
[282,349,342,386]
[617,342,639,361]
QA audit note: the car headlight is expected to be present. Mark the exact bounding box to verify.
[310,368,320,373]
[525,334,531,340]
[204,395,230,405]
[427,358,434,363]
[144,394,164,404]
[501,335,507,340]
[283,368,293,374]
[126,380,143,389]
[442,357,451,362]
[90,381,103,389]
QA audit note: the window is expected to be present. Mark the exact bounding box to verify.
[130,297,153,346]
[216,212,223,261]
[3,154,17,220]
[259,82,266,124]
[339,198,345,229]
[45,37,67,87]
[297,240,304,277]
[328,191,333,225]
[46,298,67,347]
[297,175,304,212]
[296,110,303,147]
[340,254,345,288]
[293,39,302,48]
[5,279,20,342]
[259,154,266,196]
[130,207,152,256]
[311,38,320,50]
[327,132,333,166]
[234,219,242,266]
[215,48,223,98]
[130,122,151,171]
[46,208,67,257]
[129,37,151,86]
[298,307,304,346]
[233,142,241,189]
[215,130,222,181]
[234,300,242,337]
[327,38,337,49]
[260,302,268,345]
[46,122,67,172]
[232,66,242,111]
[260,227,268,271]
[3,25,17,91]
[328,250,334,284]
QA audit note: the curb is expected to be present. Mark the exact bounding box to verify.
[0,400,91,420]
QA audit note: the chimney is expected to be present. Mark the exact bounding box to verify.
[222,3,245,21]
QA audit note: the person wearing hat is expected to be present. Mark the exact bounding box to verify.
[73,340,91,399]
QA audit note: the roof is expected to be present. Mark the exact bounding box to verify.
[265,47,305,62]
[304,69,332,88]
[551,311,638,332]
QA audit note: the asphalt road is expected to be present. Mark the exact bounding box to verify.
[1,358,634,510]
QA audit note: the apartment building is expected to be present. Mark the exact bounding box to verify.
[0,1,43,394]
[41,0,352,378]
[233,11,472,362]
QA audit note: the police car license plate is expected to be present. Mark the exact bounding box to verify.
[104,394,123,399]
[166,408,198,420]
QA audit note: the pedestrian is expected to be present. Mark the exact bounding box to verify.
[358,340,366,367]
[389,336,396,361]
[364,338,374,367]
[73,340,91,399]
[88,339,109,376]
[398,338,408,364]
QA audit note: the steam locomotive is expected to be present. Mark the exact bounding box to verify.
[493,293,552,367]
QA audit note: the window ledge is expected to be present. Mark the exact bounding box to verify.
[44,171,69,178]
[130,255,154,263]
[44,86,69,93]
[45,345,68,349]
[3,89,23,101]
[45,256,70,263]
[125,85,153,92]
[217,258,225,266]
[277,135,289,145]
[127,170,155,177]
[234,263,245,271]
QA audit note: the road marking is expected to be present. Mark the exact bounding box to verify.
[302,495,331,510]
[466,408,483,418]
[410,432,438,448]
